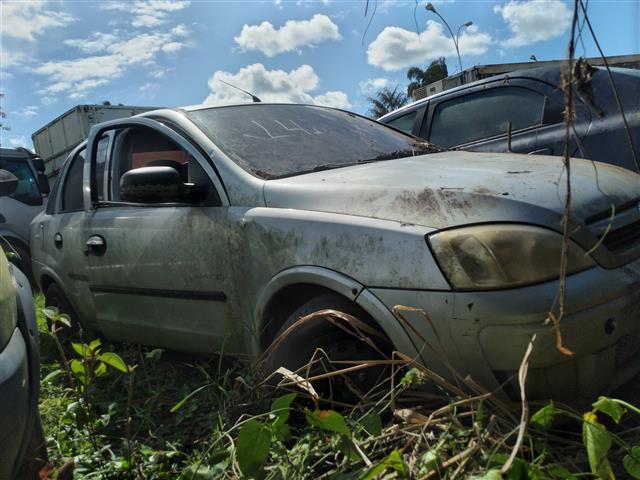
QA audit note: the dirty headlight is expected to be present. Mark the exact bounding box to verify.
[428,225,596,290]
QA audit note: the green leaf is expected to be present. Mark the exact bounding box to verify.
[98,352,128,373]
[531,401,556,430]
[306,409,351,436]
[69,359,86,384]
[476,400,485,426]
[624,446,640,479]
[469,470,503,480]
[593,397,626,424]
[42,368,64,384]
[271,393,296,427]
[88,339,102,352]
[72,342,92,358]
[236,419,271,479]
[94,362,108,377]
[419,450,439,472]
[170,384,209,413]
[57,314,72,327]
[42,307,59,320]
[582,412,614,480]
[178,462,228,480]
[360,410,382,437]
[546,464,577,480]
[359,450,407,480]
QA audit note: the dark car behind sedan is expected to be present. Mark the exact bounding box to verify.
[379,65,640,172]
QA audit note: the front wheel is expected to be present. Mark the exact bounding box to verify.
[264,293,393,403]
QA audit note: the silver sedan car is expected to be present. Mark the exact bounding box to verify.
[30,103,640,401]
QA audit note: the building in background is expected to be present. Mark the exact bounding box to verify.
[411,54,640,100]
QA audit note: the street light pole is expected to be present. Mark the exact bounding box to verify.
[426,3,472,82]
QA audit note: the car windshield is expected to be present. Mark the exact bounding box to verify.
[187,104,442,179]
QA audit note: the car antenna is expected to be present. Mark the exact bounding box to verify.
[219,80,262,102]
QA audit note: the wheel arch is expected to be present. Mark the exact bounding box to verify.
[256,266,420,358]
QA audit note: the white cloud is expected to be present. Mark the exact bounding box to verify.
[161,42,184,53]
[35,28,189,97]
[313,91,351,109]
[359,78,389,94]
[367,20,493,71]
[0,1,75,42]
[9,135,28,147]
[495,0,572,48]
[203,63,350,109]
[64,33,119,54]
[12,106,39,118]
[101,0,190,28]
[234,14,340,57]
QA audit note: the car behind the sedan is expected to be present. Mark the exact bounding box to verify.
[30,103,640,402]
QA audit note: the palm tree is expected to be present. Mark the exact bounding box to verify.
[367,86,408,118]
[406,57,448,98]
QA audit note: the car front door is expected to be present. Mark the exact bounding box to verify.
[420,80,562,154]
[80,118,238,354]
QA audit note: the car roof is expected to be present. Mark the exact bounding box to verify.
[378,64,634,121]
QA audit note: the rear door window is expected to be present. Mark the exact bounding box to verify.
[0,156,42,206]
[60,148,85,212]
[385,110,418,134]
[428,87,545,148]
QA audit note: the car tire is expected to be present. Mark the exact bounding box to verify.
[265,293,393,402]
[15,412,48,480]
[44,283,79,334]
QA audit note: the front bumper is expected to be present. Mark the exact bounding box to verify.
[369,257,640,401]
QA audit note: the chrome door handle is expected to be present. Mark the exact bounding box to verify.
[85,235,107,256]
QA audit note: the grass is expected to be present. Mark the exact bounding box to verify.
[35,294,640,479]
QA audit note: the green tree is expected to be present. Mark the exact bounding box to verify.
[367,86,408,118]
[406,57,449,98]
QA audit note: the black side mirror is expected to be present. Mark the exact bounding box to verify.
[120,166,190,203]
[32,157,46,172]
[37,173,50,195]
[0,169,19,197]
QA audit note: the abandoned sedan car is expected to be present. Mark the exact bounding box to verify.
[30,103,640,401]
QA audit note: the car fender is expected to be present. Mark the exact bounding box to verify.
[255,266,421,359]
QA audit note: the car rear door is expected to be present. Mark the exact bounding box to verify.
[80,118,238,354]
[419,78,563,155]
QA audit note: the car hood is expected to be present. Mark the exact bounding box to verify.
[263,151,640,231]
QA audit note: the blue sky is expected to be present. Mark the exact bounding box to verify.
[1,0,638,149]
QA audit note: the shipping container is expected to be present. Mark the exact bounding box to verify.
[31,104,160,183]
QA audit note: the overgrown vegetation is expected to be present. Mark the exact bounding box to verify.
[34,294,640,479]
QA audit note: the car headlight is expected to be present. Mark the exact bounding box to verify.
[428,224,596,290]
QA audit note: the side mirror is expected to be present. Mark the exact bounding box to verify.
[37,172,51,195]
[120,166,189,203]
[32,157,46,172]
[0,169,19,197]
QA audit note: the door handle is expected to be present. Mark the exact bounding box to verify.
[54,232,63,249]
[85,235,107,256]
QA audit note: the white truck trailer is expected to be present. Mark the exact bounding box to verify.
[32,104,159,184]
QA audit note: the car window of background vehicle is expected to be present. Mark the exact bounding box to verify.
[0,157,42,206]
[386,110,418,134]
[428,87,545,148]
